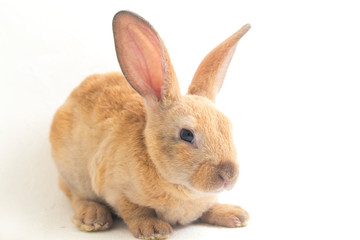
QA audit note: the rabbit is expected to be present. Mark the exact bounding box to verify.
[49,10,250,240]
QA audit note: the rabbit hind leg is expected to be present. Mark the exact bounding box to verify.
[58,176,113,231]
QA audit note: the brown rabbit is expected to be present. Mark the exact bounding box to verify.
[50,10,250,240]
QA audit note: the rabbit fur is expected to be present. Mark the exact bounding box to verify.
[50,10,250,239]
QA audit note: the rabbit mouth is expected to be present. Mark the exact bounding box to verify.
[212,178,237,193]
[191,161,239,193]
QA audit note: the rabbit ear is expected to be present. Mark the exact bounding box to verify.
[188,24,251,102]
[113,11,180,102]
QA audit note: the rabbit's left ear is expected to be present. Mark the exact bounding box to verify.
[113,11,180,103]
[188,24,251,102]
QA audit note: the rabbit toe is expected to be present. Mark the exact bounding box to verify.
[71,200,113,231]
[202,204,249,228]
[128,217,173,240]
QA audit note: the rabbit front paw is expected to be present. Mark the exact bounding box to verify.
[127,217,173,240]
[201,203,249,228]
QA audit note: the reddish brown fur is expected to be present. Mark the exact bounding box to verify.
[50,10,250,240]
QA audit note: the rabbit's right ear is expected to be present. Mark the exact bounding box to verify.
[113,11,180,104]
[188,24,250,102]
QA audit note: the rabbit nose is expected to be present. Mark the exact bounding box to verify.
[217,161,238,185]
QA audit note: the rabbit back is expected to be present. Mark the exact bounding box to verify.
[50,72,146,201]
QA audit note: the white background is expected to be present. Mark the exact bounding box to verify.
[1,0,359,239]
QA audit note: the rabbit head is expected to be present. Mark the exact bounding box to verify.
[113,11,250,193]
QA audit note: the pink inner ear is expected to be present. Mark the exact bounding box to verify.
[116,17,164,100]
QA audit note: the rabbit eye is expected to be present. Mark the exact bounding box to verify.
[180,129,194,143]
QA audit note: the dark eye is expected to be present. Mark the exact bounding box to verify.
[180,129,194,143]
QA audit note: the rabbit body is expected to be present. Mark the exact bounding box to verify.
[51,72,217,226]
[50,11,250,239]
